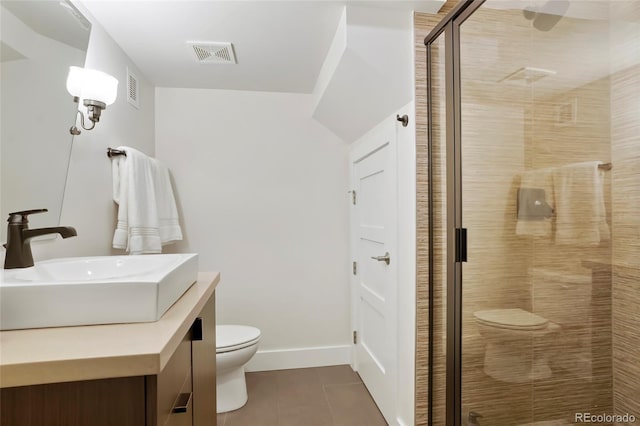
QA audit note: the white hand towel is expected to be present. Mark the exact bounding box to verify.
[515,168,554,237]
[155,161,183,245]
[112,146,182,254]
[552,161,609,246]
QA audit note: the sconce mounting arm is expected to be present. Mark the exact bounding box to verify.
[69,97,103,135]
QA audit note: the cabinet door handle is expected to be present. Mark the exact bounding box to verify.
[172,392,192,413]
[191,317,203,341]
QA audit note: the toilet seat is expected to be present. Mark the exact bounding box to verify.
[474,308,548,331]
[217,325,261,353]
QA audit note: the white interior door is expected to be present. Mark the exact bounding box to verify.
[350,120,397,424]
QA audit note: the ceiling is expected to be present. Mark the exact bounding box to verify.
[81,0,444,93]
[2,0,90,51]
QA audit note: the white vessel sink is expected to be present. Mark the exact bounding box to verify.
[0,253,198,330]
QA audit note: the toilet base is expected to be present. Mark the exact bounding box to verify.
[216,366,248,413]
[483,342,552,384]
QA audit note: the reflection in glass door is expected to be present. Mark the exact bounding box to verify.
[425,0,639,424]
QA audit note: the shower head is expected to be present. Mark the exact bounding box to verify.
[523,0,570,32]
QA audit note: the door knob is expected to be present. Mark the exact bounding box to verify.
[371,252,390,265]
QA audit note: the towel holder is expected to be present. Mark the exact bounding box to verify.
[598,162,612,171]
[107,148,126,158]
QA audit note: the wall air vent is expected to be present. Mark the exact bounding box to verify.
[188,42,237,64]
[126,67,140,109]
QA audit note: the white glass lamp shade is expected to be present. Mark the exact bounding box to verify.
[66,66,85,98]
[66,66,118,105]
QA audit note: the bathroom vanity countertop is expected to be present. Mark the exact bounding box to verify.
[0,272,219,388]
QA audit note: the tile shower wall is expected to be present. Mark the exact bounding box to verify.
[459,6,621,424]
[459,8,537,424]
[610,5,640,422]
[416,3,639,425]
[525,76,614,422]
[611,63,640,424]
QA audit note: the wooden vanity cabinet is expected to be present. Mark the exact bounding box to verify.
[190,292,217,425]
[0,293,216,426]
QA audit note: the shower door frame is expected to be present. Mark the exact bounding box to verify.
[423,1,485,425]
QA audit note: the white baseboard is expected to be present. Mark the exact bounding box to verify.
[245,345,352,372]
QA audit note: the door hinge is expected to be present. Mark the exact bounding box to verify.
[348,190,356,205]
[455,228,468,263]
[353,330,357,344]
[352,261,357,275]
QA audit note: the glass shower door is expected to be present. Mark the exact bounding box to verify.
[458,4,539,423]
[456,1,634,424]
[424,1,638,424]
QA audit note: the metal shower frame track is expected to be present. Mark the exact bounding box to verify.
[423,1,486,425]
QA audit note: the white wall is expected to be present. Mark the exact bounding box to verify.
[312,5,415,143]
[22,2,155,262]
[155,88,351,367]
[1,7,85,240]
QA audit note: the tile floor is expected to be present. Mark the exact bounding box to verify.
[216,365,388,426]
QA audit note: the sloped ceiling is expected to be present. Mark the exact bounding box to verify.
[80,1,444,93]
[311,5,418,142]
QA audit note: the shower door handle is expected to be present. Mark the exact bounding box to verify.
[371,252,391,265]
[455,228,467,262]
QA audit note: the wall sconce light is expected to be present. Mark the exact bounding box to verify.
[67,66,118,135]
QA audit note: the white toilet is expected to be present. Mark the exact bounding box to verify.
[474,267,591,384]
[216,325,261,413]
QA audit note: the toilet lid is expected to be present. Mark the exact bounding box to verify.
[474,308,548,330]
[217,325,261,353]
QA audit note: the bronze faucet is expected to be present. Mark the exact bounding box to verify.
[3,209,77,269]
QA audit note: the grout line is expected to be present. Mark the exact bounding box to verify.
[322,382,339,426]
[323,381,364,388]
[240,367,372,426]
[274,370,284,426]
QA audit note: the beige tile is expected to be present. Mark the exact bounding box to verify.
[223,393,279,426]
[217,412,226,426]
[246,371,281,402]
[316,365,362,386]
[278,402,334,426]
[226,367,385,425]
[324,383,387,426]
[414,3,640,425]
[277,368,326,409]
[278,382,326,409]
[224,372,280,426]
[276,368,321,386]
[532,377,612,425]
[464,395,533,426]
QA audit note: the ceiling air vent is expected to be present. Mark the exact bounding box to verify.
[188,42,237,64]
[126,67,140,109]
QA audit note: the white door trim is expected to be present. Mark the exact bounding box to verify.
[348,114,398,424]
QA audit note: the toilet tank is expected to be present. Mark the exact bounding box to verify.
[530,267,593,327]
